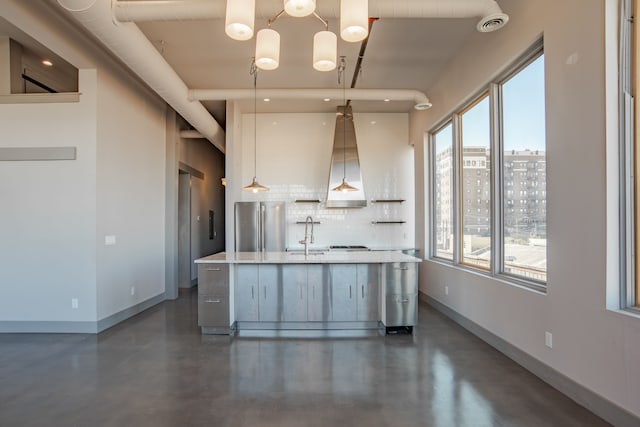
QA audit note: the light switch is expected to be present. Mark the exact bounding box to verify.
[105,235,116,246]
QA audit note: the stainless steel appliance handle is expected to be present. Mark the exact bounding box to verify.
[205,299,221,303]
[260,204,266,251]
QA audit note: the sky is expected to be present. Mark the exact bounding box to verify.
[435,55,546,153]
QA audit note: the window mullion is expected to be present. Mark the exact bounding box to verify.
[490,82,503,276]
[453,113,462,265]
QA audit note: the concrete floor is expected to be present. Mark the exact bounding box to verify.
[0,290,610,427]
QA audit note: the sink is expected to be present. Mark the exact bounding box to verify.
[288,250,327,255]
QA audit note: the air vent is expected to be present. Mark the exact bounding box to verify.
[477,13,509,33]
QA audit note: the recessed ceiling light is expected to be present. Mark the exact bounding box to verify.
[263,98,271,102]
[370,121,377,125]
[323,98,331,102]
[42,59,53,67]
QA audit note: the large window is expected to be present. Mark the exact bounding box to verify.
[501,55,547,282]
[432,123,454,260]
[429,43,546,289]
[460,95,491,269]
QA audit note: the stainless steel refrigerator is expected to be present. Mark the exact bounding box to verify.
[235,201,286,252]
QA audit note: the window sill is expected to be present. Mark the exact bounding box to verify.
[425,257,547,295]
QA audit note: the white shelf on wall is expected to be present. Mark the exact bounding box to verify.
[371,220,406,224]
[371,199,405,203]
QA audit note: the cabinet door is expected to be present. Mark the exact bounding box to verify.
[307,265,330,321]
[258,265,280,321]
[282,265,307,321]
[330,265,357,321]
[356,264,379,321]
[236,265,259,321]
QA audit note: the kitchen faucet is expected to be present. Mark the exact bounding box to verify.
[299,216,315,256]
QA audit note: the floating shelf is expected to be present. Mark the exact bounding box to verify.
[371,220,406,224]
[371,199,405,203]
[294,199,321,203]
[296,221,321,225]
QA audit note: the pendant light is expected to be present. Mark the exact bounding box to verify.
[340,0,368,42]
[243,61,269,193]
[313,30,337,71]
[225,0,255,41]
[284,0,315,17]
[255,28,280,71]
[332,56,358,193]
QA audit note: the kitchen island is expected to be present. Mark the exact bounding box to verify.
[195,251,421,336]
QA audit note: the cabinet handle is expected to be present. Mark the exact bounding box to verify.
[264,286,267,299]
[361,285,364,299]
[205,299,221,303]
[251,286,254,299]
[394,267,409,271]
[312,286,315,299]
[349,285,352,299]
[400,299,410,303]
[206,268,222,271]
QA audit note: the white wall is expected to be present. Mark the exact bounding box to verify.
[230,112,415,250]
[411,0,640,418]
[0,69,97,324]
[95,69,167,320]
[0,0,176,330]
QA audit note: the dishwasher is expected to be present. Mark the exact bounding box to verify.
[381,262,418,334]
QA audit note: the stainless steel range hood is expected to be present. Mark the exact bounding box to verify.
[326,105,367,208]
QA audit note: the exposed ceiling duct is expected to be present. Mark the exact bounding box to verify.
[56,0,226,153]
[112,0,509,33]
[189,88,432,110]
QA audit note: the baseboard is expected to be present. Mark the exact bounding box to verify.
[96,293,166,333]
[0,321,98,333]
[420,292,640,427]
[0,293,166,334]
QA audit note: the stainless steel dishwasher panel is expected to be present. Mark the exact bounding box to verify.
[382,262,418,328]
[384,263,417,295]
[384,294,417,327]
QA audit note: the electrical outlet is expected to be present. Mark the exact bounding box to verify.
[545,331,553,348]
[130,286,135,296]
[105,235,116,246]
[71,298,78,309]
[445,285,449,295]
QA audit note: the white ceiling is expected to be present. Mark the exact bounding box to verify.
[2,1,515,128]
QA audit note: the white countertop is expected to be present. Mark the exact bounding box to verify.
[195,251,422,264]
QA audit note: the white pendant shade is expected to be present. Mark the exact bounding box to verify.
[225,0,255,41]
[284,0,316,17]
[313,31,337,71]
[340,0,368,42]
[255,28,280,70]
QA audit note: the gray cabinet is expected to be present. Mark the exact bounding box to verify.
[197,263,230,334]
[307,265,330,321]
[330,265,358,321]
[236,265,259,321]
[258,265,280,321]
[282,265,307,321]
[382,262,418,327]
[356,264,379,321]
[236,265,282,322]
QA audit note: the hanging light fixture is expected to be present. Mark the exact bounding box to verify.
[284,0,316,17]
[255,28,280,70]
[243,60,269,193]
[332,56,358,193]
[340,0,369,42]
[313,30,337,71]
[229,0,341,72]
[225,0,255,41]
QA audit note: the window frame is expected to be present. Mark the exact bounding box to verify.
[427,40,547,292]
[429,119,456,262]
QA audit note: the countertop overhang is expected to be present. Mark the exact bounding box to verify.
[195,251,422,264]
